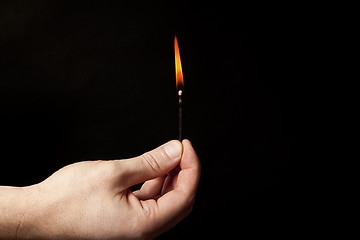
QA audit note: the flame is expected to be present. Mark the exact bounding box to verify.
[174,36,184,90]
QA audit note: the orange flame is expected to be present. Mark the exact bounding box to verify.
[174,36,184,90]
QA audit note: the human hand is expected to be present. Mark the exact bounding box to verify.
[17,140,200,239]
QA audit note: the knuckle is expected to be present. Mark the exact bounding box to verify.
[141,152,162,173]
[142,200,159,220]
[129,201,160,240]
[95,160,122,186]
[94,161,113,183]
[139,201,160,238]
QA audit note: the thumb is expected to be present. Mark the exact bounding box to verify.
[118,140,183,188]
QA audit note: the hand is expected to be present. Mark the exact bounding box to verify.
[16,140,200,239]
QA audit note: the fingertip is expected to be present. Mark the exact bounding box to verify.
[180,139,201,171]
[163,140,183,160]
[181,139,194,153]
[181,139,191,145]
[182,139,196,158]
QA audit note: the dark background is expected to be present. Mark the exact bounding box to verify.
[0,1,296,238]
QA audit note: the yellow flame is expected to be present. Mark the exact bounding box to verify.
[174,36,184,89]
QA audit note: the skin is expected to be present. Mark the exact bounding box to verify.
[0,139,201,240]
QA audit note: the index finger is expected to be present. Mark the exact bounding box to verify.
[155,139,201,229]
[170,139,201,196]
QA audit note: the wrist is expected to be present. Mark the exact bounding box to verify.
[0,186,30,239]
[16,183,56,239]
[17,181,77,239]
[5,183,56,240]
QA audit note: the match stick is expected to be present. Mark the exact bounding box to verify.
[178,90,183,141]
[174,35,184,141]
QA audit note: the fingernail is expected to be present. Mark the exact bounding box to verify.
[164,141,182,159]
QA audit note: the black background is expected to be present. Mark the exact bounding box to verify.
[0,1,296,238]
